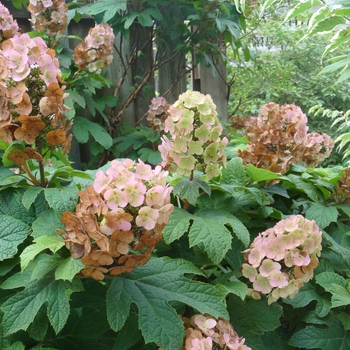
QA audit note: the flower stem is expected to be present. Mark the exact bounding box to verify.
[21,162,41,187]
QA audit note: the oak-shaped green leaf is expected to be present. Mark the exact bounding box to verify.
[173,177,210,205]
[106,257,228,350]
[306,203,338,229]
[20,235,65,270]
[1,275,74,335]
[0,215,30,262]
[44,187,79,216]
[163,208,249,264]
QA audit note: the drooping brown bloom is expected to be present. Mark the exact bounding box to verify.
[14,115,45,144]
[46,129,66,145]
[7,149,30,165]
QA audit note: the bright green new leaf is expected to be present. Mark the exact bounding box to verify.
[55,256,85,281]
[220,280,248,300]
[22,187,44,210]
[44,187,78,216]
[1,275,73,335]
[245,164,280,183]
[31,209,65,238]
[309,15,346,35]
[20,235,65,270]
[106,257,228,350]
[221,157,246,186]
[305,203,338,229]
[283,0,322,24]
[0,215,30,262]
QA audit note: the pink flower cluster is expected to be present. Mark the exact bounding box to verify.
[0,2,21,43]
[28,0,68,41]
[73,24,115,73]
[1,33,61,85]
[159,91,228,180]
[183,314,251,350]
[147,96,170,131]
[93,159,174,233]
[241,215,322,304]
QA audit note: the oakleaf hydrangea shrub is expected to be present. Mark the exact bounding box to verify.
[181,314,251,350]
[231,103,334,173]
[0,2,21,43]
[0,31,71,167]
[58,159,174,280]
[73,24,115,74]
[241,215,322,304]
[159,91,228,179]
[147,96,170,131]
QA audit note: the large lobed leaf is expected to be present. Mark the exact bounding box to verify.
[107,257,228,350]
[1,275,82,335]
[163,207,250,264]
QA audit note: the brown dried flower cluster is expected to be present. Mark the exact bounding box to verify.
[230,103,334,173]
[337,168,350,201]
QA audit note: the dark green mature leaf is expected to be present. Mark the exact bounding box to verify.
[1,275,75,335]
[173,177,210,205]
[289,316,350,349]
[162,207,192,243]
[0,215,30,262]
[228,295,282,334]
[322,231,350,267]
[305,203,338,229]
[77,0,127,22]
[107,257,228,350]
[0,189,36,224]
[73,117,113,149]
[44,187,79,216]
[316,272,350,308]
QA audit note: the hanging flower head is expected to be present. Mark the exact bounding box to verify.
[241,215,322,304]
[159,91,227,180]
[28,0,68,45]
[0,32,71,158]
[231,103,334,173]
[0,3,21,43]
[58,159,174,280]
[73,24,115,74]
